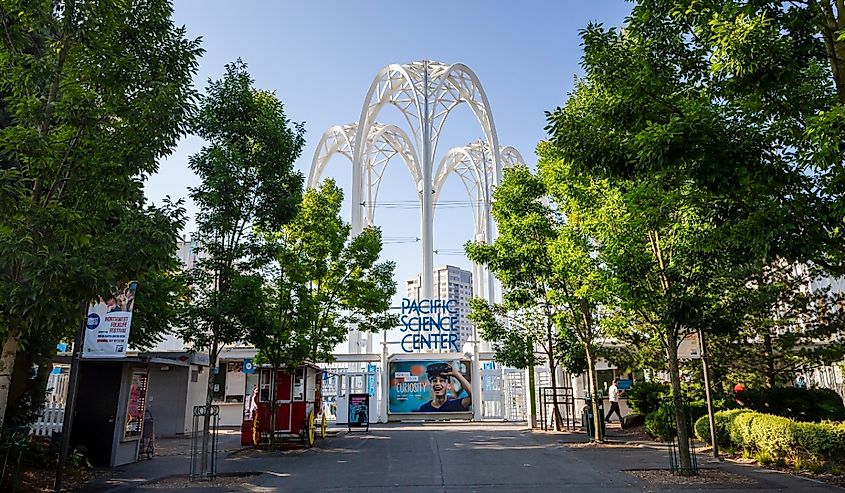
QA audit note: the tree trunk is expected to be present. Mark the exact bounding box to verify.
[585,344,603,442]
[666,330,693,475]
[269,365,278,449]
[200,343,218,476]
[528,365,537,428]
[546,320,563,431]
[0,331,21,427]
[763,333,776,388]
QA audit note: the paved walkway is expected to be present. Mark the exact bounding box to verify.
[81,422,841,492]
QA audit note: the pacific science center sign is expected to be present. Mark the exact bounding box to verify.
[399,298,460,353]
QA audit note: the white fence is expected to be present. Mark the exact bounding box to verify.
[29,367,69,437]
[32,403,64,437]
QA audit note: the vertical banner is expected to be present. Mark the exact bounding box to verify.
[366,363,377,397]
[83,281,138,358]
[388,359,472,414]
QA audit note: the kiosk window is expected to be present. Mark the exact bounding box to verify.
[293,368,305,401]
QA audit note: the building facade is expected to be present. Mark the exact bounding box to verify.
[406,265,474,351]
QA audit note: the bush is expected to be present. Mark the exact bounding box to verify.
[645,407,673,441]
[713,410,845,462]
[694,408,753,446]
[742,387,845,422]
[626,381,669,415]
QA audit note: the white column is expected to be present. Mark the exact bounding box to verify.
[420,61,434,299]
[380,341,389,423]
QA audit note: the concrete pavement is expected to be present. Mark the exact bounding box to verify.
[82,422,842,492]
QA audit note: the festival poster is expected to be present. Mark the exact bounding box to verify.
[82,281,138,358]
[388,359,472,414]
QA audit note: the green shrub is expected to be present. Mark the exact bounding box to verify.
[626,382,669,415]
[694,414,709,443]
[742,387,845,422]
[695,408,753,446]
[720,410,845,462]
[730,411,758,449]
[645,407,674,441]
[688,400,708,424]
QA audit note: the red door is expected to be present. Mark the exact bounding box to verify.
[274,372,292,432]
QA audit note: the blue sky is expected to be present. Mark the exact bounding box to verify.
[146,0,633,306]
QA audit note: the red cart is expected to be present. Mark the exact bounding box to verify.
[241,362,326,447]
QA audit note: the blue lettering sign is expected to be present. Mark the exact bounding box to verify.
[399,298,461,353]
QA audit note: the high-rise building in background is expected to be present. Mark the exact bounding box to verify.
[406,265,473,351]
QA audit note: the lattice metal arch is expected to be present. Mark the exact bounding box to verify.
[309,122,421,227]
[432,141,524,302]
[352,60,503,300]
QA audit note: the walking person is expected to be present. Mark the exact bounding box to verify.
[605,378,624,424]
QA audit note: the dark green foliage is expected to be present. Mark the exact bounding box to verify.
[179,59,305,366]
[645,407,674,441]
[626,382,669,415]
[742,387,845,422]
[0,0,201,425]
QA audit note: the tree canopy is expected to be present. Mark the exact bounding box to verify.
[0,0,201,426]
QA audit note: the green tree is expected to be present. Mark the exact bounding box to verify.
[545,1,845,468]
[466,165,608,434]
[709,262,845,389]
[468,299,544,428]
[178,60,304,460]
[0,0,201,426]
[250,180,396,444]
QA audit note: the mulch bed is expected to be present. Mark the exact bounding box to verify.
[137,472,261,490]
[626,468,757,486]
[12,466,102,492]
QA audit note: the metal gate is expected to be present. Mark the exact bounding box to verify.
[482,365,504,419]
[503,369,527,421]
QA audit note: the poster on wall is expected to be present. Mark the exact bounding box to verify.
[348,393,370,430]
[83,281,137,358]
[124,369,148,440]
[388,359,472,414]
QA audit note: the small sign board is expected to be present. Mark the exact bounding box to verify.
[348,393,370,431]
[678,332,702,360]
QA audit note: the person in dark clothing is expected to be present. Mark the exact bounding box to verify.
[416,363,472,412]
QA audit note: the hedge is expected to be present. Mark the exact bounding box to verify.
[695,409,845,461]
[645,401,710,441]
[694,408,753,447]
[741,387,845,422]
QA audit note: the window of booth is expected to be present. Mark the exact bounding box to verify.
[258,369,271,402]
[212,361,250,403]
[224,361,245,402]
[293,368,305,401]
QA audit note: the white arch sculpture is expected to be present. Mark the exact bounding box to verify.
[351,60,503,299]
[310,122,420,226]
[432,141,524,302]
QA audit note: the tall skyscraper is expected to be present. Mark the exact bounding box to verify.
[406,265,474,351]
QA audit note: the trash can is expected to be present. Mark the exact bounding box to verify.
[582,400,606,441]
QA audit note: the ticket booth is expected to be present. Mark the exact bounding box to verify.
[240,363,326,447]
[69,360,149,466]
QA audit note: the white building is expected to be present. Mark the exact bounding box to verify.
[406,265,474,351]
